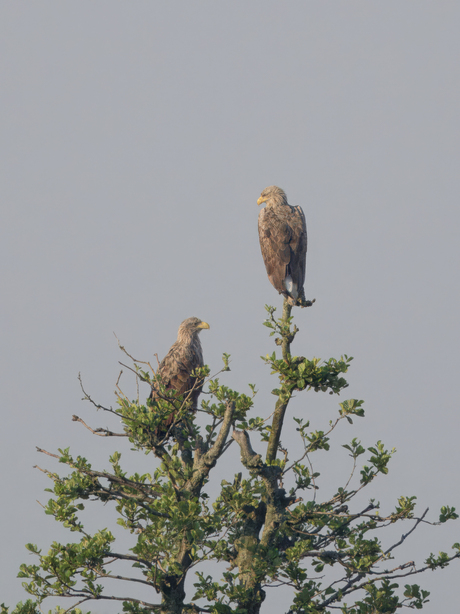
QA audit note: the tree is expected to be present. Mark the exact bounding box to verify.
[3,300,460,614]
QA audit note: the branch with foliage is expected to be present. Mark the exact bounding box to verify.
[3,302,459,614]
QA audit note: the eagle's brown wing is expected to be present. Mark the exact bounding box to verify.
[258,204,307,299]
[288,205,307,297]
[150,342,203,431]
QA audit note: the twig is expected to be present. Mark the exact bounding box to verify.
[88,566,153,587]
[36,447,59,460]
[119,361,151,383]
[114,332,157,374]
[78,373,116,414]
[72,415,126,437]
[384,508,429,556]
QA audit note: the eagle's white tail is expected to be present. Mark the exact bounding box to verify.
[284,275,298,299]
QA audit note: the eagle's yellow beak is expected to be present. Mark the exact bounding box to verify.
[198,321,210,329]
[257,196,265,206]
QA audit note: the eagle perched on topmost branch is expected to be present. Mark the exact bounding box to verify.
[150,317,209,434]
[257,185,307,306]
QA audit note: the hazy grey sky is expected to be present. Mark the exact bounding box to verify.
[1,3,459,612]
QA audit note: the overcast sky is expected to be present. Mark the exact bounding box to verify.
[1,3,460,612]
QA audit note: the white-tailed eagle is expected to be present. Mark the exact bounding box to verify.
[150,317,209,433]
[257,185,307,306]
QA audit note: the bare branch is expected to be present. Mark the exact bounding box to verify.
[107,551,154,568]
[72,415,127,437]
[36,447,60,460]
[114,332,157,374]
[88,567,153,587]
[384,508,429,556]
[119,361,152,383]
[78,373,117,414]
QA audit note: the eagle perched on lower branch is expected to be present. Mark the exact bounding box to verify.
[149,317,210,434]
[257,185,307,306]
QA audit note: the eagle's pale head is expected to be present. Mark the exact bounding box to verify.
[177,317,210,342]
[257,185,288,207]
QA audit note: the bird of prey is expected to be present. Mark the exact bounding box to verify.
[257,185,307,306]
[149,317,209,434]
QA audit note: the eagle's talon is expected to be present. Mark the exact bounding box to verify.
[298,298,315,308]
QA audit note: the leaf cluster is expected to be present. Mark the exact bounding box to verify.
[6,305,460,614]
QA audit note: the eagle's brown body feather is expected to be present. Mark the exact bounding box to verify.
[150,317,208,433]
[257,186,307,305]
